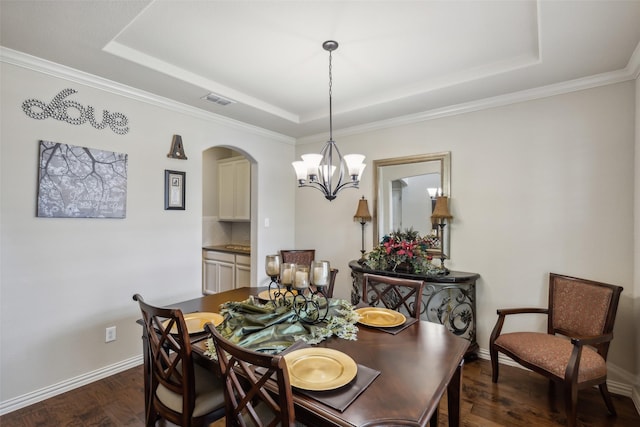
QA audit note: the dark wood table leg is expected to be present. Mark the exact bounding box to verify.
[447,359,464,427]
[430,408,438,427]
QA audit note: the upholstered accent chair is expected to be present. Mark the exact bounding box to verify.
[133,294,225,427]
[205,322,299,427]
[362,273,425,319]
[489,273,623,427]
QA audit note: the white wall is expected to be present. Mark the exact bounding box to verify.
[295,81,638,383]
[634,72,640,407]
[1,50,638,412]
[0,55,296,408]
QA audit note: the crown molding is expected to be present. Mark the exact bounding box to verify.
[3,44,636,148]
[297,47,640,146]
[0,47,295,145]
[628,40,640,80]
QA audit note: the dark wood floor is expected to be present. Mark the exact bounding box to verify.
[1,359,638,426]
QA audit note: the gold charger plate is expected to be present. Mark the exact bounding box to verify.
[355,307,406,328]
[283,348,358,391]
[257,288,298,301]
[162,312,224,335]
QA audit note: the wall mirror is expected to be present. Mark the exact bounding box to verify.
[373,152,451,259]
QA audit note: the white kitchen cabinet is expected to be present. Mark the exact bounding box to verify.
[203,250,252,294]
[235,254,251,288]
[202,250,235,294]
[218,156,250,221]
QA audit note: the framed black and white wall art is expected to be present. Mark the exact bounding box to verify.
[37,140,128,218]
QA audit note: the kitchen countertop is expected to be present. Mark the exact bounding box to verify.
[203,245,251,255]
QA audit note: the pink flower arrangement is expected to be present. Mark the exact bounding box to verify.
[365,228,442,274]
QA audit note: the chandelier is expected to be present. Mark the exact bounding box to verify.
[292,41,366,201]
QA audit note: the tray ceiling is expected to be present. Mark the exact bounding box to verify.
[1,0,639,138]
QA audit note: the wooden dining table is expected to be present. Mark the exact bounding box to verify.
[159,287,469,427]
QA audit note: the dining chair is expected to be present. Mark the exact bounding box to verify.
[280,249,315,269]
[133,294,226,427]
[489,273,623,427]
[362,273,425,319]
[324,268,339,298]
[204,322,299,427]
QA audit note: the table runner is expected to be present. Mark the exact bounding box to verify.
[205,296,359,356]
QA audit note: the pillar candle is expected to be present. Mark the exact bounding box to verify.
[281,268,292,284]
[295,270,309,288]
[313,266,329,286]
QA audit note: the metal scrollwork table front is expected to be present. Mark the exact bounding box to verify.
[349,260,480,359]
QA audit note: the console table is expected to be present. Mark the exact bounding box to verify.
[349,260,480,358]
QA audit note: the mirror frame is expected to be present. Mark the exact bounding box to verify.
[373,152,451,258]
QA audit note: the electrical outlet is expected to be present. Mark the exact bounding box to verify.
[105,326,116,343]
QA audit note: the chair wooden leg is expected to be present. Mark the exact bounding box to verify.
[547,380,558,411]
[489,345,499,383]
[564,383,578,427]
[598,382,617,415]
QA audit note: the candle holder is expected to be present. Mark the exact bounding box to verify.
[265,254,281,284]
[267,263,297,306]
[265,258,331,324]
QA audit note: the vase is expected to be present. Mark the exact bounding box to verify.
[394,262,414,273]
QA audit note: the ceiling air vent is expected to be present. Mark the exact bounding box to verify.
[201,92,236,106]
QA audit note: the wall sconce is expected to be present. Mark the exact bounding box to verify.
[431,195,452,270]
[353,196,372,263]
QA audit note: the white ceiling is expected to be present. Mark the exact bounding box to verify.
[2,0,640,139]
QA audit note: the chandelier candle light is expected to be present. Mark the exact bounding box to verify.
[292,40,366,201]
[265,255,332,323]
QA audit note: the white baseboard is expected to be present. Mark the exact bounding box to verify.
[476,348,634,398]
[0,355,143,416]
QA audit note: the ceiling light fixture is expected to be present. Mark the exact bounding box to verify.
[292,40,366,201]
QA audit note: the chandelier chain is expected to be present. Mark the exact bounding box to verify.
[328,49,333,140]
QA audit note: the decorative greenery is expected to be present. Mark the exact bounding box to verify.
[364,228,445,275]
[204,297,359,359]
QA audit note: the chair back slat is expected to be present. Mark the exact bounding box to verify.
[134,294,198,426]
[363,273,424,319]
[280,250,315,269]
[324,268,339,298]
[205,323,296,427]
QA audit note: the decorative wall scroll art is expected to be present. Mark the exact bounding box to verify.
[165,170,186,210]
[167,134,188,159]
[37,141,128,218]
[22,88,129,135]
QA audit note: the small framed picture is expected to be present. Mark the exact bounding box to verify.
[165,170,185,210]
